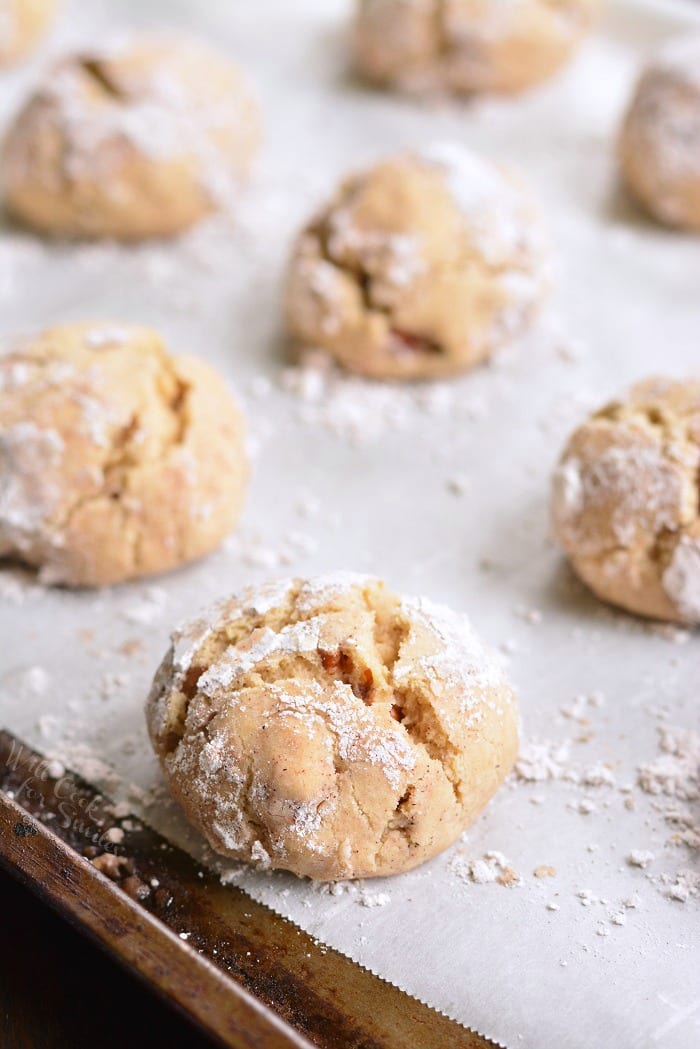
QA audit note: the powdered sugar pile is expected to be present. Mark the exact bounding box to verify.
[122,586,169,626]
[638,726,699,801]
[450,848,522,888]
[515,738,574,783]
[280,346,510,445]
[281,353,430,443]
[502,720,700,908]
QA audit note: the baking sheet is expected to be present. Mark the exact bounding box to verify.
[1,2,699,1047]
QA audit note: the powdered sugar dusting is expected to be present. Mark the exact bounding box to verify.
[326,210,427,304]
[0,4,697,1043]
[551,455,584,518]
[84,327,133,349]
[358,0,590,94]
[287,140,548,383]
[295,570,372,615]
[419,141,546,268]
[638,727,699,803]
[574,442,682,544]
[625,37,700,183]
[508,717,699,910]
[552,413,699,577]
[271,679,417,791]
[197,617,324,696]
[170,597,233,676]
[5,36,258,212]
[451,848,522,888]
[515,739,574,783]
[147,573,517,877]
[0,423,65,554]
[396,593,507,706]
[242,576,296,616]
[441,0,587,49]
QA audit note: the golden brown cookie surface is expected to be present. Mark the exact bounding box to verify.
[147,574,519,881]
[619,36,700,232]
[551,378,700,624]
[0,323,248,586]
[3,37,260,239]
[285,144,549,381]
[355,0,602,95]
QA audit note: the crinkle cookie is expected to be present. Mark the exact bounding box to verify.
[354,0,602,96]
[619,36,700,231]
[0,0,55,66]
[147,574,518,881]
[2,36,260,239]
[285,143,549,381]
[0,323,248,587]
[551,378,700,624]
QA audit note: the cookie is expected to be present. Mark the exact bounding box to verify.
[0,323,248,586]
[0,0,55,66]
[147,574,519,881]
[619,36,700,231]
[354,0,602,96]
[3,36,260,239]
[551,378,700,624]
[285,143,549,381]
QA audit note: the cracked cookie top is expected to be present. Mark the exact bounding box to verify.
[354,0,602,96]
[551,378,700,624]
[147,573,518,880]
[619,35,700,232]
[0,323,248,586]
[285,143,549,381]
[3,36,260,239]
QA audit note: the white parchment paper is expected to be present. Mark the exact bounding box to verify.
[0,2,698,1048]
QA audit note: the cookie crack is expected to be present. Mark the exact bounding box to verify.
[379,784,416,849]
[310,207,540,363]
[79,58,128,100]
[43,358,192,577]
[163,583,305,754]
[346,775,375,832]
[161,687,216,759]
[315,219,387,315]
[313,220,449,358]
[241,761,276,856]
[319,646,375,702]
[434,0,452,63]
[390,683,462,805]
[357,586,410,671]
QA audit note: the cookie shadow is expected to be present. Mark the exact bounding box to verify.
[604,179,665,235]
[473,490,638,632]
